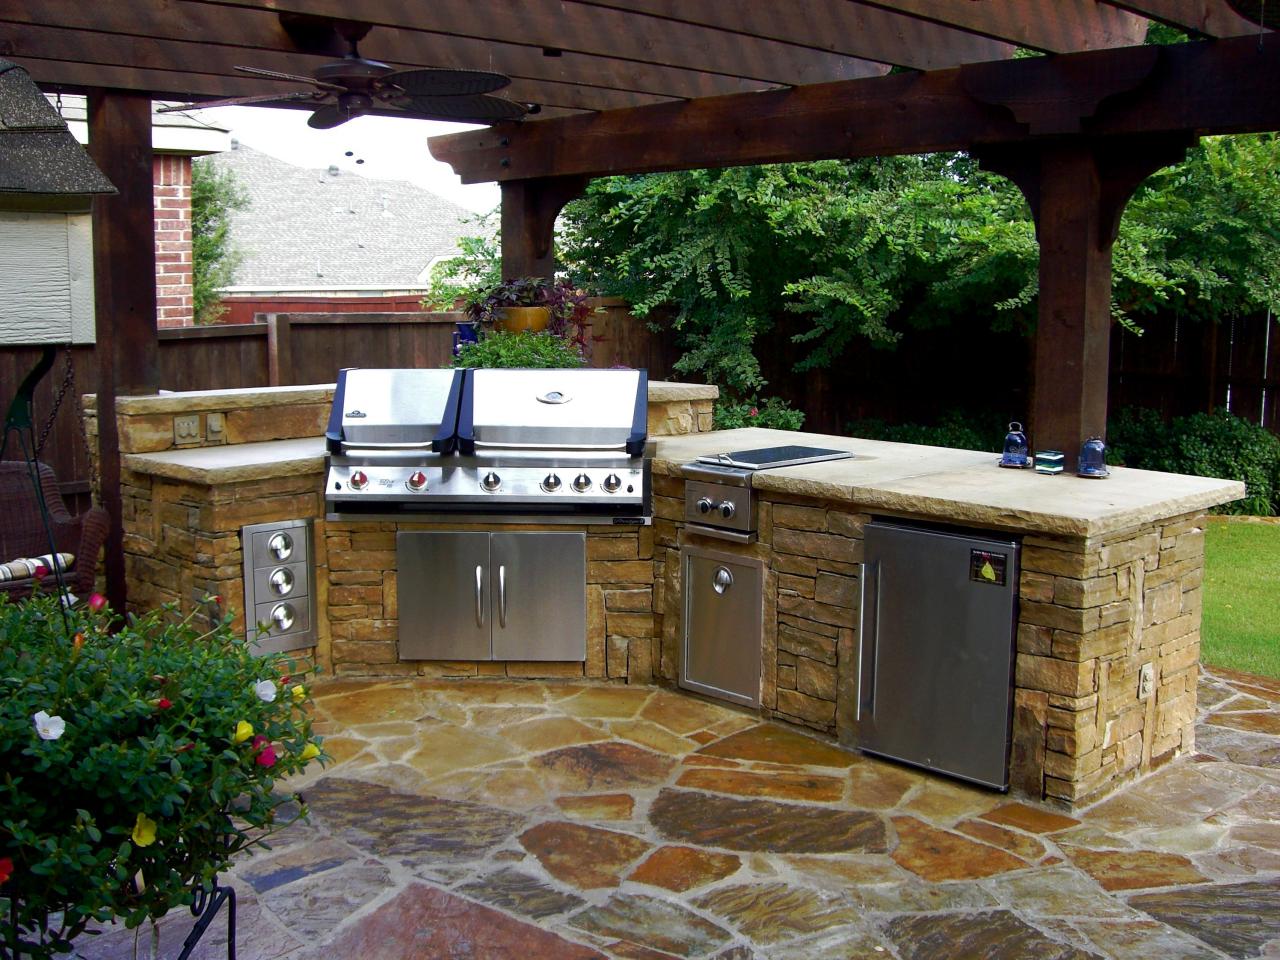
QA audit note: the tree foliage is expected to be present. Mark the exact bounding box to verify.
[190,160,247,324]
[558,135,1280,400]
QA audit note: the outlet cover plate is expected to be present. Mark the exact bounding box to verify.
[174,414,201,445]
[1139,662,1154,699]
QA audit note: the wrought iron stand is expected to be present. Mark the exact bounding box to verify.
[176,879,237,960]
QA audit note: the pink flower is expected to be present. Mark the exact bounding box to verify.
[255,743,277,768]
[156,698,173,710]
[32,564,47,578]
[87,593,108,612]
[749,407,759,417]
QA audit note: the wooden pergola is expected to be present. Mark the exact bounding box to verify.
[1,0,1277,604]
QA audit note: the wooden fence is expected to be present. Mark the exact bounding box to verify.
[0,299,678,506]
[3,305,1275,510]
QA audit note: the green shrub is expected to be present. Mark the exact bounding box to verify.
[0,593,325,957]
[452,330,587,369]
[1109,408,1280,515]
[713,396,805,431]
[847,409,1004,452]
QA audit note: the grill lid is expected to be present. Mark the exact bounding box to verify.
[325,368,463,451]
[459,368,647,454]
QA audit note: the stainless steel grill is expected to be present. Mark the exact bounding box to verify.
[325,367,651,524]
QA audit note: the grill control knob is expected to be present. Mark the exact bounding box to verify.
[267,532,293,561]
[541,473,562,492]
[349,470,369,491]
[268,566,294,597]
[481,471,501,492]
[572,473,592,492]
[602,473,622,493]
[406,470,428,491]
[718,500,737,520]
[697,497,714,515]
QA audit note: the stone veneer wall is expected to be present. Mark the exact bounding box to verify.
[652,470,1208,808]
[1011,512,1205,804]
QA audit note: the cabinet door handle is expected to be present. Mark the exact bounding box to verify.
[498,564,507,628]
[474,565,484,628]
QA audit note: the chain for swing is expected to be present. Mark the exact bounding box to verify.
[33,344,100,506]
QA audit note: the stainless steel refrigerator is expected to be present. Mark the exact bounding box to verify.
[857,519,1020,789]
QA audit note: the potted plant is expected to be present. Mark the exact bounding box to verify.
[464,277,554,333]
[0,591,326,959]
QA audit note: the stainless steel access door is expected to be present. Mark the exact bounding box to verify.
[397,531,491,660]
[491,532,586,661]
[680,545,763,708]
[858,521,1019,789]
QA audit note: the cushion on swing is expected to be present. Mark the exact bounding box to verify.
[0,552,74,582]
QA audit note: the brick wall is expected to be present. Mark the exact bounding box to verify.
[154,154,194,329]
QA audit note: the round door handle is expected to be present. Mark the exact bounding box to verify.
[713,566,734,594]
[271,602,296,632]
[267,532,293,561]
[268,566,294,596]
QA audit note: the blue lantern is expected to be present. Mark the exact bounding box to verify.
[1078,436,1109,478]
[999,422,1030,468]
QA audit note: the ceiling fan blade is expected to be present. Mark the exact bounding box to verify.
[307,103,361,129]
[384,68,511,97]
[395,94,527,122]
[235,64,347,92]
[157,91,320,113]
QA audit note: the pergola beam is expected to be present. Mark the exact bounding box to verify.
[430,35,1280,183]
[1101,0,1266,36]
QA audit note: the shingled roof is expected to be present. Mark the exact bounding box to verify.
[201,143,475,294]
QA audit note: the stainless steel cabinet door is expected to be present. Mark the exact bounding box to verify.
[680,547,762,707]
[397,531,492,660]
[491,532,586,661]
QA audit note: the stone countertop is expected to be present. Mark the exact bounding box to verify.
[124,437,327,484]
[653,428,1245,539]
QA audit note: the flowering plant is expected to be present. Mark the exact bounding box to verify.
[0,592,325,958]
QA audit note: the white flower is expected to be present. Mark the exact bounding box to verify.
[33,710,65,740]
[253,680,278,703]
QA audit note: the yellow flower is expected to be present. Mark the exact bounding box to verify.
[232,720,253,744]
[131,812,157,848]
[299,742,321,762]
[291,684,307,703]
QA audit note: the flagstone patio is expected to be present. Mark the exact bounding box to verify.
[83,667,1280,960]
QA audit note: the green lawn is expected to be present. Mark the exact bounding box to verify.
[1202,518,1280,679]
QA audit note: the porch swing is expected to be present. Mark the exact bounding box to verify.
[1,344,109,601]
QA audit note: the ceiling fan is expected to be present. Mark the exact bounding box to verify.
[158,20,529,129]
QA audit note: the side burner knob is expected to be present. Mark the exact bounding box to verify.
[572,473,592,492]
[406,470,428,491]
[603,473,622,493]
[349,470,369,491]
[697,497,714,515]
[481,471,502,492]
[718,500,737,520]
[542,473,562,492]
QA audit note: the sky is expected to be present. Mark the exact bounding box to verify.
[192,105,500,215]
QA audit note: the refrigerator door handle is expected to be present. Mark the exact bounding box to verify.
[860,560,880,721]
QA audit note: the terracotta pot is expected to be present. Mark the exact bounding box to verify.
[497,306,550,333]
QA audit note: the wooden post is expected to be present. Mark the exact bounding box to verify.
[500,175,588,280]
[266,313,293,386]
[979,135,1192,469]
[88,90,158,612]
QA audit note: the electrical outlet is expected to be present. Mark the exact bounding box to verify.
[173,414,201,445]
[206,412,226,443]
[1139,662,1154,699]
